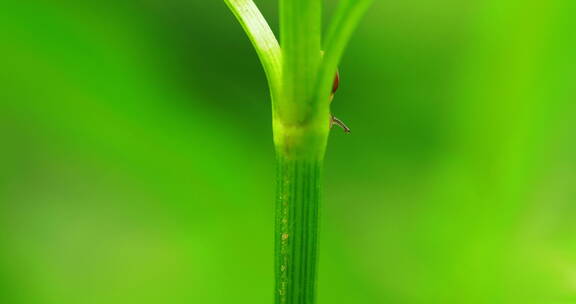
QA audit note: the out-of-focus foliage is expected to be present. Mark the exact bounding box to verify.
[1,0,575,303]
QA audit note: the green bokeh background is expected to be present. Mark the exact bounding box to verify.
[1,0,575,303]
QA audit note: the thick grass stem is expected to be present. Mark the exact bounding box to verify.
[279,0,322,123]
[224,0,373,303]
[275,155,322,304]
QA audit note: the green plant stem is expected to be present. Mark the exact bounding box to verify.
[275,154,323,304]
[275,3,325,299]
[224,1,373,303]
[278,0,322,124]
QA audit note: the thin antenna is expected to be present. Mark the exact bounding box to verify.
[331,115,351,134]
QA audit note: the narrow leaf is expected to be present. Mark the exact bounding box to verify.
[317,0,373,103]
[225,0,282,91]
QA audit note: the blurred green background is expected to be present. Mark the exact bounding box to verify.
[1,0,575,303]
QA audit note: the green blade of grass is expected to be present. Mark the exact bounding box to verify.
[225,0,282,95]
[225,1,371,303]
[317,0,373,105]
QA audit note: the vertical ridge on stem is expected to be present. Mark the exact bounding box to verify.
[275,156,322,304]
